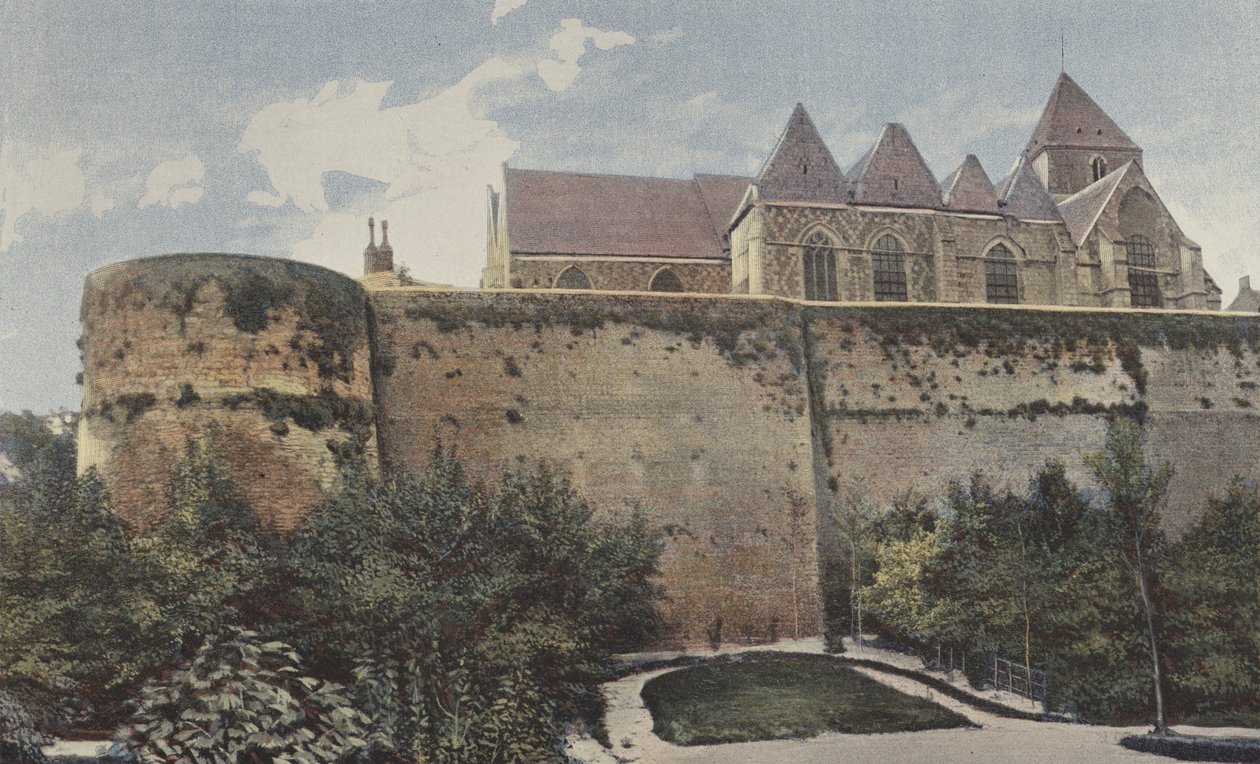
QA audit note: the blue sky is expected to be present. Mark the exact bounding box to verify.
[2,0,1258,413]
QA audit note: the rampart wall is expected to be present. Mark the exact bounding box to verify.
[79,254,1260,647]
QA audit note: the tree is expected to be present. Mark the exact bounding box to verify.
[832,486,877,649]
[862,529,939,643]
[1165,480,1260,723]
[1084,417,1174,733]
[285,450,663,762]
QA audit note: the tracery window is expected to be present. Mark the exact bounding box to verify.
[1091,156,1108,182]
[802,231,838,301]
[649,267,684,292]
[871,234,908,302]
[553,266,592,290]
[984,244,1018,304]
[1126,235,1162,308]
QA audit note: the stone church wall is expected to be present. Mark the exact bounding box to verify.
[508,257,730,294]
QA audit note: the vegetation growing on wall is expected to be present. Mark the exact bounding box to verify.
[222,387,373,434]
[97,255,368,382]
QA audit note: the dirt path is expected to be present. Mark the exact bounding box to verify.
[567,638,1259,764]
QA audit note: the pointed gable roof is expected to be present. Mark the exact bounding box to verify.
[847,123,942,209]
[997,156,1062,222]
[1055,161,1132,245]
[1025,73,1141,157]
[941,155,999,213]
[755,103,847,203]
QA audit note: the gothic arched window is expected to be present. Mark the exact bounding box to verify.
[802,231,838,301]
[649,267,684,292]
[985,244,1018,304]
[1126,234,1162,308]
[553,266,592,290]
[871,234,908,302]
[1090,156,1108,182]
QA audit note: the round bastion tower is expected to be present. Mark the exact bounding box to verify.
[77,254,378,530]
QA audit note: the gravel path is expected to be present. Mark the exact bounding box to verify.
[567,637,1260,764]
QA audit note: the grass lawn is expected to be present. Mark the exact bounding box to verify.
[640,653,974,746]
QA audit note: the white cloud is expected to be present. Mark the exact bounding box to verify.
[138,153,206,209]
[238,59,524,285]
[90,188,115,219]
[491,0,527,25]
[537,19,635,92]
[0,143,87,253]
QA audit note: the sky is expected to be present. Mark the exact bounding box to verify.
[2,0,1258,413]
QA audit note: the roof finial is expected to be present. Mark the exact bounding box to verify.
[368,216,377,247]
[1060,24,1065,73]
[381,219,389,246]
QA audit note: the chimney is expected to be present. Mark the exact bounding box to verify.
[363,216,394,275]
[1242,275,1253,293]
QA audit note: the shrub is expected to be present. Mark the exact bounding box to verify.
[0,689,52,764]
[285,453,664,762]
[114,628,379,763]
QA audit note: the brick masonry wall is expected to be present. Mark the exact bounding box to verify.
[367,289,821,647]
[78,255,376,531]
[78,253,1260,649]
[508,257,731,293]
[368,290,1259,646]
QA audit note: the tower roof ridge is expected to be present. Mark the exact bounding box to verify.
[1025,72,1140,157]
[847,122,941,209]
[754,103,847,203]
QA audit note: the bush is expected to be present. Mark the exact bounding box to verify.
[285,452,664,762]
[0,688,52,764]
[114,628,380,763]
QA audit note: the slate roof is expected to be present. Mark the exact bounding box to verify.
[504,168,749,259]
[941,155,999,213]
[1025,73,1141,157]
[1227,276,1260,312]
[755,104,847,203]
[847,123,942,209]
[1056,161,1133,245]
[997,156,1062,222]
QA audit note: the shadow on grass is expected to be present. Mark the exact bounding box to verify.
[640,652,974,746]
[1120,733,1260,763]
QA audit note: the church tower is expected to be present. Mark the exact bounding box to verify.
[1024,73,1142,199]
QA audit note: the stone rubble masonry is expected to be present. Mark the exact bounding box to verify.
[78,254,377,531]
[80,253,1260,647]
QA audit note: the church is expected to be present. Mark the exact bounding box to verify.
[481,73,1223,311]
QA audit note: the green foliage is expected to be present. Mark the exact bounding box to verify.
[222,272,295,333]
[284,452,664,762]
[130,440,277,665]
[0,688,52,764]
[114,628,379,764]
[0,411,77,484]
[1165,481,1260,724]
[223,387,373,434]
[0,465,155,721]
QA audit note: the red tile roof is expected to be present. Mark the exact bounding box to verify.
[1025,73,1140,157]
[504,168,748,259]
